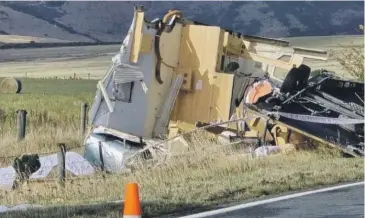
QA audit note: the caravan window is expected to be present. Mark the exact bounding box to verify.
[113,82,134,103]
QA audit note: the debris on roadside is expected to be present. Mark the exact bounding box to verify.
[0,152,95,190]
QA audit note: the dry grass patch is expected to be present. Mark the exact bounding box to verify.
[285,34,364,79]
[0,56,109,79]
[0,126,83,164]
[0,143,363,217]
[0,78,95,165]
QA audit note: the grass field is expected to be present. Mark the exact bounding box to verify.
[0,34,364,217]
[0,56,110,80]
[0,78,96,157]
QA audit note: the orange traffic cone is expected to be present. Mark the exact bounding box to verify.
[122,183,142,218]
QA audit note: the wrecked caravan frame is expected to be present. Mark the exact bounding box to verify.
[240,68,364,156]
[83,6,361,173]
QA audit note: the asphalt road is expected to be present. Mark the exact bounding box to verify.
[0,35,362,63]
[0,35,362,79]
[0,44,120,62]
[195,184,364,218]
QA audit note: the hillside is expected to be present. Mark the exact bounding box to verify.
[0,1,363,42]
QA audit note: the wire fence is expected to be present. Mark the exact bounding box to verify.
[0,102,89,141]
[0,144,84,160]
[0,142,99,189]
[0,138,265,191]
[21,72,100,80]
[0,101,93,190]
[0,107,312,184]
[0,102,321,194]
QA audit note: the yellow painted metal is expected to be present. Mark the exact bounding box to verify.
[169,24,234,124]
[125,8,337,152]
[175,68,193,91]
[140,34,153,53]
[129,10,145,63]
[247,117,273,141]
[270,124,296,153]
[144,18,183,138]
[223,33,245,56]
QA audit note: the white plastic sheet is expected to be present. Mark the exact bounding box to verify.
[0,166,16,189]
[0,152,95,190]
[0,205,8,213]
[254,145,281,157]
[30,152,95,179]
[0,204,43,213]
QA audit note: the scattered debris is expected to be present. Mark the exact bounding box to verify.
[253,145,281,157]
[243,68,364,156]
[0,152,95,190]
[12,154,41,189]
[84,126,147,173]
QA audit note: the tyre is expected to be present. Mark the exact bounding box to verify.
[280,64,311,94]
[297,64,311,89]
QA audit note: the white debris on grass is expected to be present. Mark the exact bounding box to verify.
[254,145,281,157]
[0,151,95,190]
[0,166,17,190]
[0,204,43,214]
[30,151,95,179]
[0,205,9,213]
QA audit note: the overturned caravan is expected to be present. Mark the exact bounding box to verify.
[83,6,360,172]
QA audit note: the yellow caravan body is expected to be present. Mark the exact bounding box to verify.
[127,8,327,132]
[89,7,328,140]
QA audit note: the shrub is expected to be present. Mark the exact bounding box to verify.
[331,24,364,81]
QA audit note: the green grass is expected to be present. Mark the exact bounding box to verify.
[0,78,96,128]
[0,77,96,158]
[10,77,97,95]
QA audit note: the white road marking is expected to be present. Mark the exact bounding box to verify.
[179,181,365,218]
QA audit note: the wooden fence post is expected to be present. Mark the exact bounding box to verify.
[57,143,66,188]
[16,110,27,141]
[80,102,88,136]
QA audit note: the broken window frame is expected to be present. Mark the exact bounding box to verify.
[112,81,135,103]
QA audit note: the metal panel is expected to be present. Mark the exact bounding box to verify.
[113,63,145,84]
[153,75,184,137]
[88,8,157,137]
